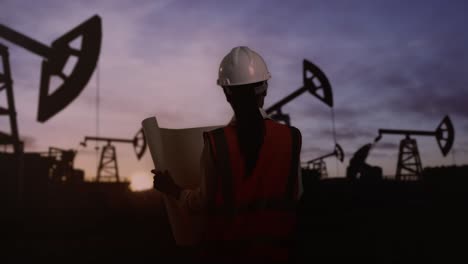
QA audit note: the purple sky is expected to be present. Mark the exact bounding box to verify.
[1,0,467,182]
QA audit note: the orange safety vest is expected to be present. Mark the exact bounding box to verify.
[201,119,301,263]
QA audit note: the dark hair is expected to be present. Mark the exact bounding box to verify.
[225,81,266,177]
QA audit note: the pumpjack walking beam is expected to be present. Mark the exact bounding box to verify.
[265,60,333,125]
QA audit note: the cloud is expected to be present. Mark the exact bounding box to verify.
[317,125,375,142]
[301,145,330,157]
[0,0,466,179]
[375,142,399,150]
[19,135,36,148]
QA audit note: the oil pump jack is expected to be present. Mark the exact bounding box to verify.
[80,129,147,182]
[0,16,101,205]
[0,15,101,156]
[0,15,102,123]
[374,115,454,181]
[265,59,342,179]
[265,59,333,125]
[304,143,344,179]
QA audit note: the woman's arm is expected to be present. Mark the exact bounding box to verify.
[152,169,182,199]
[153,143,215,212]
[181,143,217,211]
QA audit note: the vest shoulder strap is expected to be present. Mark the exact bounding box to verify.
[207,123,302,211]
[204,127,234,210]
[286,125,302,201]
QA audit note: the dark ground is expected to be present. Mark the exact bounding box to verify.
[2,183,179,263]
[298,175,468,263]
[1,164,468,263]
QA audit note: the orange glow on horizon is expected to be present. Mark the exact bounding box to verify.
[129,171,153,192]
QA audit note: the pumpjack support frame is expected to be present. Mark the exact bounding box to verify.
[97,144,119,182]
[396,137,423,181]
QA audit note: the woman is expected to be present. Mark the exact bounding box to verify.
[153,46,302,263]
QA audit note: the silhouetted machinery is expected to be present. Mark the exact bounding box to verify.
[266,60,333,125]
[346,143,383,181]
[0,15,102,123]
[47,147,84,183]
[0,43,22,154]
[375,115,454,181]
[80,129,146,182]
[0,15,101,156]
[0,15,102,206]
[266,59,339,181]
[304,143,344,179]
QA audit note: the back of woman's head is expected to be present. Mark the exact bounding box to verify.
[224,81,266,177]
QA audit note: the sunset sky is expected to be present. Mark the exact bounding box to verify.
[1,0,467,186]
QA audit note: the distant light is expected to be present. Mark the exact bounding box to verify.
[129,171,153,192]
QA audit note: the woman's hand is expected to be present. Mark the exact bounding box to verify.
[152,169,182,199]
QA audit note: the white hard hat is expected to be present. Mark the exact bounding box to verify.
[217,46,271,90]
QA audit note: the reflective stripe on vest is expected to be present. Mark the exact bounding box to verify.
[202,119,301,245]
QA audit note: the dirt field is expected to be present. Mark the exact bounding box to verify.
[2,175,468,263]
